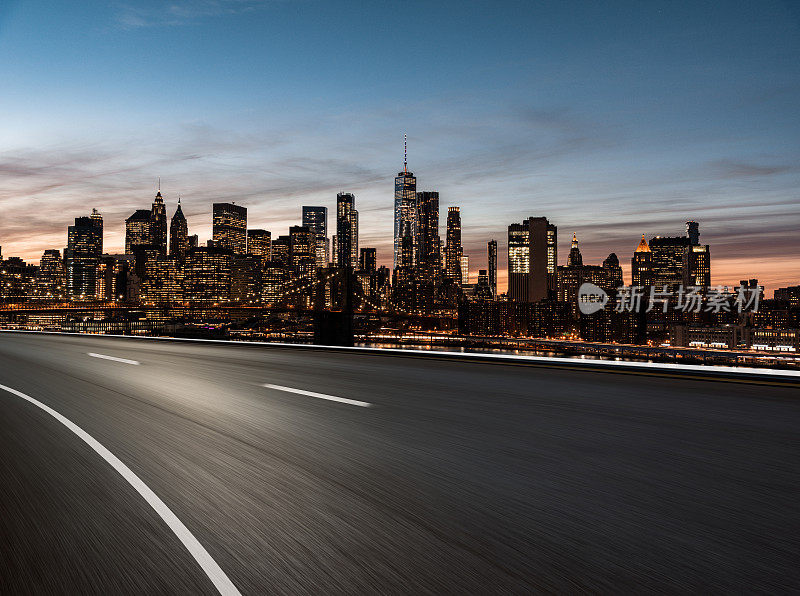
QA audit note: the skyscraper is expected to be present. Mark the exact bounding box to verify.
[459,254,470,285]
[150,189,167,256]
[169,199,188,261]
[125,210,152,255]
[65,210,103,300]
[393,135,416,268]
[336,192,358,268]
[683,221,710,289]
[302,206,329,267]
[415,191,441,281]
[507,217,557,302]
[445,207,463,284]
[212,203,247,254]
[289,225,314,275]
[567,233,583,267]
[247,229,271,259]
[650,235,690,289]
[487,240,498,297]
[36,249,66,301]
[360,248,377,272]
[686,221,700,246]
[632,235,653,287]
[602,253,624,288]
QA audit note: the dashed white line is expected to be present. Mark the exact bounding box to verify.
[0,383,241,596]
[262,383,373,408]
[88,352,140,365]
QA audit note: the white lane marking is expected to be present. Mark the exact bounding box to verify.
[262,383,372,408]
[88,352,140,366]
[0,383,241,596]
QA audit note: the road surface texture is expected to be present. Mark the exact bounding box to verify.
[1,332,798,594]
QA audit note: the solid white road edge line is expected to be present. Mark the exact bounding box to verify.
[0,383,241,596]
[88,352,140,365]
[262,383,373,408]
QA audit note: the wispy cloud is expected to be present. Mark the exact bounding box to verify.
[114,0,279,29]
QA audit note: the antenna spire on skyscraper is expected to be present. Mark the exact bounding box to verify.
[404,133,407,172]
[158,176,161,191]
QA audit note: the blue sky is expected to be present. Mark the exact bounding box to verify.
[1,0,798,290]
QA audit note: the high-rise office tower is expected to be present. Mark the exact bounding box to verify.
[567,233,583,267]
[393,135,416,268]
[336,192,358,268]
[682,221,710,289]
[36,249,66,301]
[632,235,653,287]
[212,202,247,254]
[90,208,103,255]
[445,207,463,284]
[247,229,271,259]
[125,210,152,254]
[289,225,314,276]
[184,245,232,303]
[271,235,290,267]
[415,191,440,280]
[685,245,711,288]
[150,188,167,256]
[360,248,377,272]
[65,211,103,300]
[169,199,188,261]
[650,235,690,289]
[507,217,557,302]
[460,254,470,285]
[302,206,328,267]
[487,240,498,297]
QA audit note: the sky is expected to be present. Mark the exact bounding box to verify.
[0,0,799,293]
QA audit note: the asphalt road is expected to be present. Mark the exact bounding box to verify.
[1,332,798,594]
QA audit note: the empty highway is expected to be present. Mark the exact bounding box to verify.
[1,331,798,594]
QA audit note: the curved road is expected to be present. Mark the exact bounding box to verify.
[1,332,798,594]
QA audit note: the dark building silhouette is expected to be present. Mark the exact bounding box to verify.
[150,190,167,256]
[169,199,188,261]
[360,248,377,272]
[487,240,498,298]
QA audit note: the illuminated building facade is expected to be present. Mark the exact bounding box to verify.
[247,229,271,259]
[35,249,66,301]
[360,248,377,272]
[65,211,103,300]
[212,203,247,254]
[302,206,328,267]
[649,235,690,289]
[445,207,463,284]
[125,210,152,255]
[507,217,557,302]
[336,193,358,268]
[393,137,416,268]
[632,235,653,287]
[415,191,441,281]
[184,246,232,303]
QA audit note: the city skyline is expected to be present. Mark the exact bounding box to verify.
[1,1,799,291]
